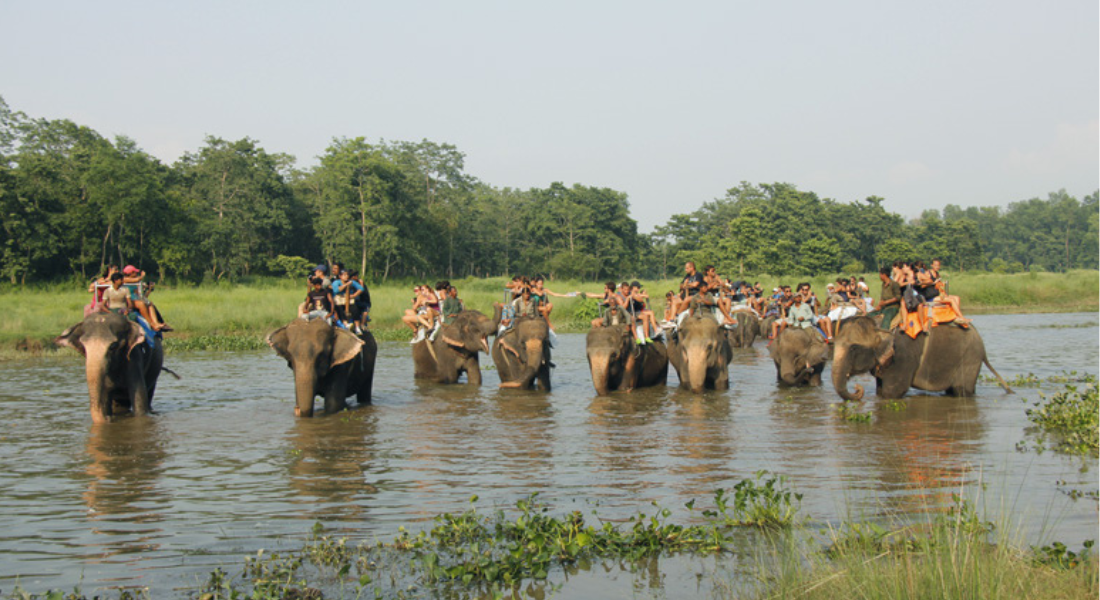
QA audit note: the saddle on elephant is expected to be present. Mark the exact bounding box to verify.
[900,303,969,339]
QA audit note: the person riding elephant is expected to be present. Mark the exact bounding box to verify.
[768,327,829,386]
[831,315,1012,401]
[727,310,760,348]
[668,311,733,393]
[413,307,499,385]
[586,323,668,395]
[493,314,552,390]
[266,319,378,417]
[55,311,165,423]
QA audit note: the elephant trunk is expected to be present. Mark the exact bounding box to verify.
[516,338,544,390]
[780,365,802,386]
[83,341,111,423]
[589,353,612,396]
[686,345,708,393]
[293,365,319,417]
[831,346,864,401]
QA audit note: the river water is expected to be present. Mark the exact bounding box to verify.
[0,312,1096,597]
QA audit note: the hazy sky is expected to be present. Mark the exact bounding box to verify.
[2,1,1096,231]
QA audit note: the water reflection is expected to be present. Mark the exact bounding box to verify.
[286,406,380,521]
[868,395,984,515]
[83,420,168,521]
[80,419,169,562]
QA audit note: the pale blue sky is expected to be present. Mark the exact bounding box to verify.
[2,1,1096,231]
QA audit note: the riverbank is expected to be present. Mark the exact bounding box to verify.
[0,270,1095,357]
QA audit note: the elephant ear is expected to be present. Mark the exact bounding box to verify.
[126,321,147,358]
[440,324,465,349]
[55,322,86,356]
[331,328,365,367]
[267,326,291,361]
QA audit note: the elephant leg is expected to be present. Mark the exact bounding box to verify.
[712,367,730,390]
[324,370,350,413]
[537,365,551,391]
[127,354,152,417]
[357,360,374,404]
[465,356,482,386]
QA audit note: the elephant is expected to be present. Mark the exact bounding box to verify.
[586,323,668,395]
[668,313,733,393]
[831,316,1012,401]
[493,316,552,390]
[413,309,498,384]
[768,327,829,386]
[55,311,165,423]
[727,310,760,348]
[266,318,378,417]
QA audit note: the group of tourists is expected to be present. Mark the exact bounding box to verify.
[298,263,372,334]
[278,256,972,346]
[401,280,465,343]
[649,259,971,344]
[88,264,171,332]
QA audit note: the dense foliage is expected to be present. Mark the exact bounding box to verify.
[1,96,1096,284]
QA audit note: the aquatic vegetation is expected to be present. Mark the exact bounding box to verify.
[1032,540,1096,570]
[1019,376,1099,457]
[163,334,269,352]
[703,471,804,529]
[835,403,874,423]
[979,370,1093,387]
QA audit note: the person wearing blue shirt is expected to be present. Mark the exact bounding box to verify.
[332,270,365,333]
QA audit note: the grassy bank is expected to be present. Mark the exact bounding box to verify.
[0,270,1095,357]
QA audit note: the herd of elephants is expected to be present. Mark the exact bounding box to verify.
[54,303,1012,422]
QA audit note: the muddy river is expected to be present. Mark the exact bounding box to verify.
[0,312,1096,597]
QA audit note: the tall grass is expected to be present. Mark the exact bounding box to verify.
[1,270,1095,355]
[744,500,1098,600]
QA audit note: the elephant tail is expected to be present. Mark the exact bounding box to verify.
[982,356,1012,394]
[161,366,182,380]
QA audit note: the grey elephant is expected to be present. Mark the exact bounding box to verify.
[56,311,165,423]
[831,316,1012,401]
[727,311,760,348]
[267,319,378,417]
[768,327,829,386]
[586,323,668,395]
[493,316,551,390]
[668,313,733,393]
[413,308,498,384]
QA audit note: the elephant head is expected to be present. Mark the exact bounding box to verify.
[831,316,895,401]
[266,319,365,417]
[56,312,151,423]
[440,310,494,355]
[768,328,829,386]
[586,324,636,395]
[675,314,729,393]
[497,317,551,390]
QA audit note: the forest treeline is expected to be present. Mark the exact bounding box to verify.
[1,96,1096,284]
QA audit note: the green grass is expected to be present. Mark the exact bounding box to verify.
[0,270,1095,357]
